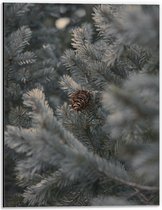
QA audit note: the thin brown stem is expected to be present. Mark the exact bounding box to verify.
[112,176,159,192]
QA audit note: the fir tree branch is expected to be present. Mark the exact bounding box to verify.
[71,24,93,50]
[7,26,32,56]
[111,177,159,192]
[59,75,82,95]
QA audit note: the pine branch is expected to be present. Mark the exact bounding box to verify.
[112,177,158,192]
[31,66,56,84]
[5,87,159,206]
[8,106,30,128]
[62,50,93,89]
[102,73,158,140]
[23,171,65,205]
[92,5,120,42]
[15,51,36,65]
[71,24,93,50]
[23,171,81,206]
[56,88,111,158]
[7,26,32,56]
[5,126,36,155]
[6,3,33,17]
[59,75,82,95]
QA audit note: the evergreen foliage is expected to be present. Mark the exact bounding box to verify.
[4,3,159,206]
[4,3,93,206]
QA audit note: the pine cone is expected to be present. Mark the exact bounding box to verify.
[70,90,91,111]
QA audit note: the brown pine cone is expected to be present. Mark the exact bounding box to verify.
[69,90,91,111]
